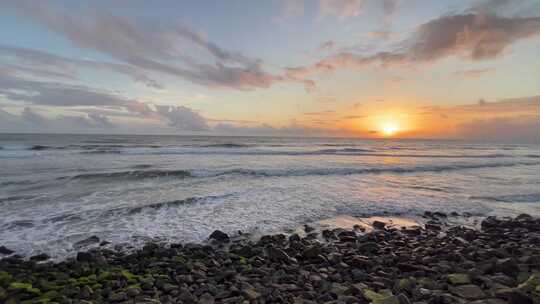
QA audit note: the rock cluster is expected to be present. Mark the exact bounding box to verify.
[0,214,539,303]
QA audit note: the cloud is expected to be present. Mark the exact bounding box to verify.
[303,110,335,116]
[0,74,135,107]
[0,44,161,88]
[286,10,540,81]
[0,73,212,132]
[381,0,399,24]
[366,31,399,40]
[154,105,209,131]
[5,1,286,91]
[454,68,495,78]
[319,0,363,19]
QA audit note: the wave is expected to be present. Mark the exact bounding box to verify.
[62,169,192,182]
[470,193,540,203]
[52,161,540,182]
[194,161,540,178]
[201,143,252,148]
[117,147,529,158]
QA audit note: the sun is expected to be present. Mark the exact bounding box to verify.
[381,122,399,136]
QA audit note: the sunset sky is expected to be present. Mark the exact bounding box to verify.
[0,0,539,142]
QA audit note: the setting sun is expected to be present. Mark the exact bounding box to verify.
[381,122,399,136]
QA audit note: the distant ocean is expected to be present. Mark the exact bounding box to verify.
[1,133,540,259]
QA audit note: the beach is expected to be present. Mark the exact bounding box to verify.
[1,213,539,303]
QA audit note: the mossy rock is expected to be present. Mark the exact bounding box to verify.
[8,282,41,295]
[447,273,471,285]
[0,271,13,287]
[518,274,540,292]
[98,271,112,282]
[396,278,415,292]
[0,286,6,301]
[418,277,436,289]
[120,269,136,281]
[40,290,59,300]
[363,289,399,304]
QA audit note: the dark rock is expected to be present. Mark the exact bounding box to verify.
[0,246,14,255]
[109,291,128,302]
[373,220,387,229]
[425,223,441,231]
[209,230,230,242]
[76,251,94,262]
[449,284,486,300]
[495,258,519,277]
[304,224,316,233]
[74,236,100,249]
[266,246,291,262]
[30,253,49,261]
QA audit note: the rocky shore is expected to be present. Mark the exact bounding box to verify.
[1,213,539,304]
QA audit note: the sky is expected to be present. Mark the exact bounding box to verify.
[0,0,539,142]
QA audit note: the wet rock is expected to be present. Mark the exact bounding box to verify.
[0,246,14,255]
[373,221,387,230]
[209,230,229,242]
[29,253,50,261]
[449,284,486,300]
[424,222,442,231]
[76,251,94,262]
[74,236,100,249]
[266,246,292,262]
[304,224,315,233]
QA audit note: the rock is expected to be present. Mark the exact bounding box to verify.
[357,241,378,253]
[0,246,14,255]
[495,288,534,304]
[304,224,315,233]
[515,213,532,221]
[209,230,230,242]
[126,287,141,297]
[266,246,291,262]
[363,289,399,304]
[74,236,100,249]
[30,253,49,261]
[447,273,471,285]
[395,278,415,293]
[348,255,371,268]
[178,289,198,303]
[109,291,127,302]
[517,274,540,292]
[373,221,387,229]
[199,293,215,304]
[242,288,261,300]
[495,258,519,277]
[397,293,412,304]
[76,251,94,262]
[470,300,507,304]
[303,245,322,259]
[424,223,441,231]
[449,284,486,300]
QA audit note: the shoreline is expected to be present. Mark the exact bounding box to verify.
[1,213,539,303]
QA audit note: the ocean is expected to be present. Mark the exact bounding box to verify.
[1,133,540,259]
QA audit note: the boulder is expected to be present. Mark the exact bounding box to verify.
[373,221,387,229]
[209,230,229,242]
[449,284,486,300]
